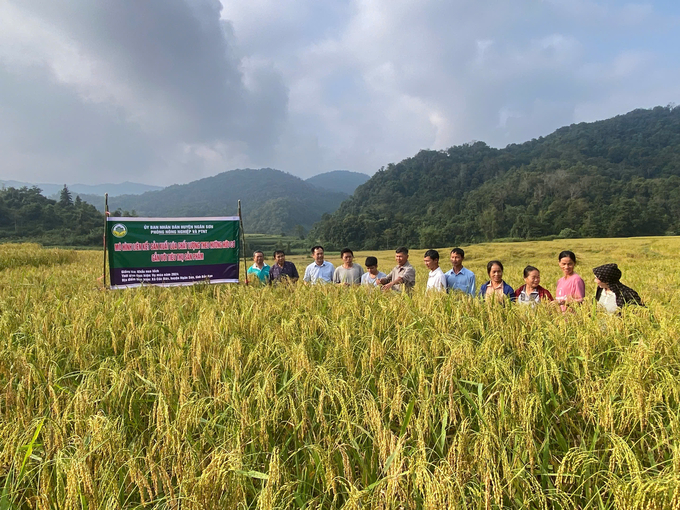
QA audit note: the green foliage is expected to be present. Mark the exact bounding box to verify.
[311,105,680,249]
[101,168,349,235]
[0,186,104,246]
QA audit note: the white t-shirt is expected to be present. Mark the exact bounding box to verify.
[598,289,618,314]
[426,267,446,292]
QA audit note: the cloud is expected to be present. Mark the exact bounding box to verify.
[0,0,678,184]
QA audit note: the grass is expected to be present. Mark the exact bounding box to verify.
[1,237,680,509]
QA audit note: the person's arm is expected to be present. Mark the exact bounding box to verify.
[402,266,416,287]
[290,263,299,283]
[469,273,476,296]
[437,272,447,291]
[379,270,393,285]
[303,265,312,283]
[333,267,341,284]
[574,277,585,302]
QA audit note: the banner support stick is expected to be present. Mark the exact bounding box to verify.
[238,200,248,285]
[103,193,109,289]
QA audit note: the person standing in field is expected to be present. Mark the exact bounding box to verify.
[379,247,416,293]
[555,250,585,312]
[247,250,270,284]
[303,245,334,284]
[444,247,476,296]
[514,266,554,305]
[593,263,643,313]
[269,250,299,284]
[424,249,446,292]
[479,260,514,302]
[333,248,364,285]
[361,256,387,286]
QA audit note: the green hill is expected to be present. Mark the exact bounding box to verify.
[310,105,680,250]
[305,170,371,195]
[99,168,348,235]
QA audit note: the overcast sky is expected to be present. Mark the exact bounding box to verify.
[1,0,679,185]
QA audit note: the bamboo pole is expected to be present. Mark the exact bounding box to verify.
[102,193,109,289]
[238,200,248,285]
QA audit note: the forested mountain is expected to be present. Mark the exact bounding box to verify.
[306,171,371,195]
[310,106,680,250]
[100,168,348,235]
[0,186,103,245]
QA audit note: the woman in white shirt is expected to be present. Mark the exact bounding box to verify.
[592,263,643,313]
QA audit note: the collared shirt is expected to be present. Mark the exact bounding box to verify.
[444,266,476,296]
[426,267,446,292]
[247,264,270,284]
[303,261,335,284]
[517,288,540,306]
[383,262,416,293]
[597,288,618,314]
[269,261,299,283]
[333,263,364,284]
[361,271,387,286]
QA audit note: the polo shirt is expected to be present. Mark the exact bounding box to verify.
[444,266,476,296]
[303,261,335,284]
[247,264,270,284]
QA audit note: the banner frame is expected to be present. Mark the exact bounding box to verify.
[105,214,241,289]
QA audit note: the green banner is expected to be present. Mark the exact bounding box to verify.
[107,216,240,288]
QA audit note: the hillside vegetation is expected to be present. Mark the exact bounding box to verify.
[102,168,349,235]
[311,106,680,249]
[1,237,680,508]
[0,186,103,246]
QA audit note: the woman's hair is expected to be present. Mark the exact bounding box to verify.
[523,265,539,278]
[487,260,503,275]
[558,250,576,263]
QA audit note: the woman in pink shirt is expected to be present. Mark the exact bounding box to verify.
[555,250,585,312]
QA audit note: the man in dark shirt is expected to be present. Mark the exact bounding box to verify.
[269,250,299,284]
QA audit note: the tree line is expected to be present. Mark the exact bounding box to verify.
[310,106,680,249]
[0,185,105,246]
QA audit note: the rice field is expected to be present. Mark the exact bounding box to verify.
[1,237,680,509]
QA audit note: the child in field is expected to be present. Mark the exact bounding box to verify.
[361,256,386,286]
[514,266,553,306]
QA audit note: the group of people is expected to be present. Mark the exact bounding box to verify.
[247,246,643,314]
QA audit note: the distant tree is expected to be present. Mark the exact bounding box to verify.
[74,195,82,207]
[59,185,73,207]
[294,224,306,239]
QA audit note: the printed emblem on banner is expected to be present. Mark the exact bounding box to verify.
[111,223,128,238]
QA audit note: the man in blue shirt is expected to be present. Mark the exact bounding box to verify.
[247,250,270,284]
[303,245,334,284]
[444,247,476,296]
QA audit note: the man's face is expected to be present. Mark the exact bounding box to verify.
[395,252,408,266]
[342,252,354,266]
[450,252,464,268]
[366,265,378,275]
[313,248,325,264]
[275,253,286,266]
[253,252,264,266]
[424,256,438,271]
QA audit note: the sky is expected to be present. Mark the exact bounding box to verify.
[1,0,679,186]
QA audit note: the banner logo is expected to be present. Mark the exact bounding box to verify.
[111,223,128,238]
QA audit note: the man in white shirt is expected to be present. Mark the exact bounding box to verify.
[303,245,335,284]
[424,249,446,292]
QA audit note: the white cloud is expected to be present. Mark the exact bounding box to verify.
[0,0,678,184]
